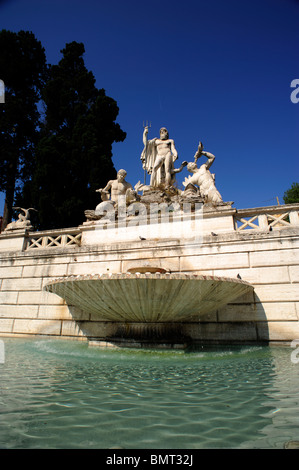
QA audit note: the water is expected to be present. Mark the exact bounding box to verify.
[0,337,299,449]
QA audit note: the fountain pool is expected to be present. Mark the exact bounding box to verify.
[1,337,299,449]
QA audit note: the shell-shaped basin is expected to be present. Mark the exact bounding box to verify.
[44,273,253,322]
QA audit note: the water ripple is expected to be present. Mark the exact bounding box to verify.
[1,338,299,448]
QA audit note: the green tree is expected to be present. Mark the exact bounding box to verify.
[0,30,47,229]
[283,182,299,204]
[20,41,126,229]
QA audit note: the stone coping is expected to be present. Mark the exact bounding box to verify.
[44,272,253,288]
[236,203,299,216]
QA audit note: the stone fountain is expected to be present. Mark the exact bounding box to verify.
[45,271,253,323]
[44,126,254,348]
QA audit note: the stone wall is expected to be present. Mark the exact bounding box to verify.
[0,204,298,346]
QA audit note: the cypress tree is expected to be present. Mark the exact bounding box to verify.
[0,29,47,229]
[20,41,126,230]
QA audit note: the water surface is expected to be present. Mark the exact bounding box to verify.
[0,337,299,449]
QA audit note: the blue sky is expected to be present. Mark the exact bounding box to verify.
[0,0,298,217]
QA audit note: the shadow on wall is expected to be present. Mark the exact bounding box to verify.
[66,290,269,346]
[206,290,269,345]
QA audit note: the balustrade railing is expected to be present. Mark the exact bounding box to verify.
[25,229,81,250]
[234,204,299,232]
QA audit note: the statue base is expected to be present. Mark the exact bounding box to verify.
[84,183,233,224]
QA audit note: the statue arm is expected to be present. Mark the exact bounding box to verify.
[141,127,149,166]
[172,161,187,174]
[201,151,215,170]
[96,180,113,193]
[194,142,204,162]
[170,139,178,161]
[102,180,113,192]
[143,126,148,147]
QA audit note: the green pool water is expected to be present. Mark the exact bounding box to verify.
[0,337,299,449]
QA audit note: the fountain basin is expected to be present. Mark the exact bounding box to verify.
[44,273,253,322]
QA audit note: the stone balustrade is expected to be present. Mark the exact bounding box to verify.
[0,203,298,253]
[234,204,299,232]
[25,227,82,250]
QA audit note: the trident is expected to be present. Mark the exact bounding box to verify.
[142,121,151,184]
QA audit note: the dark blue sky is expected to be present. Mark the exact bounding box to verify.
[1,0,298,215]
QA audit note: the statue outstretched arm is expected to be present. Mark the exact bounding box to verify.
[102,180,114,192]
[172,161,188,174]
[96,180,113,200]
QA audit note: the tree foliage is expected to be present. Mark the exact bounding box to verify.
[283,182,299,204]
[19,41,126,229]
[0,29,47,228]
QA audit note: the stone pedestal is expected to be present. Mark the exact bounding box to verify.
[80,204,236,247]
[0,229,29,252]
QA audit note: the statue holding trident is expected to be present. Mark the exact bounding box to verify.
[141,124,179,188]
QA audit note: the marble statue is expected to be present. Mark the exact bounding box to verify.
[96,169,134,207]
[183,142,223,204]
[4,207,37,231]
[85,129,227,225]
[135,160,187,195]
[85,169,139,223]
[141,126,179,187]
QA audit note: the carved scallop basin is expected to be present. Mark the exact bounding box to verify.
[44,269,253,322]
